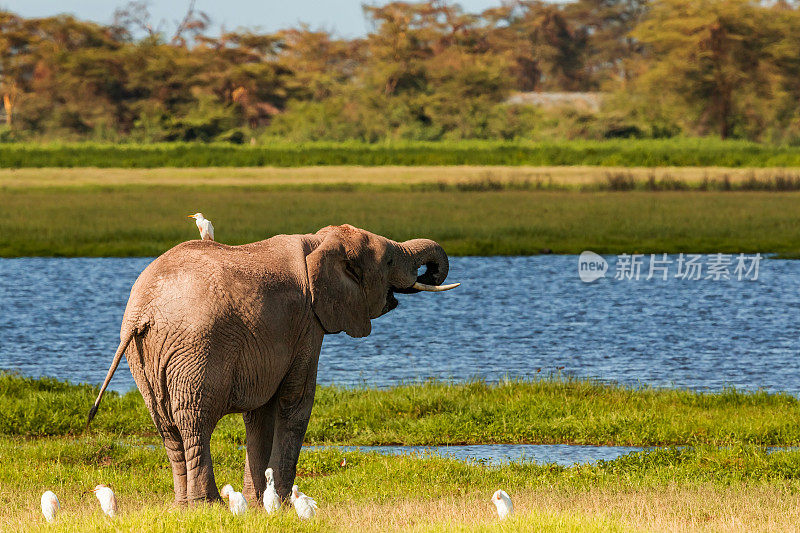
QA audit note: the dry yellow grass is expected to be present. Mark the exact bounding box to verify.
[2,165,799,189]
[4,432,799,533]
[322,487,800,533]
[8,486,798,532]
[543,486,800,533]
[318,492,623,532]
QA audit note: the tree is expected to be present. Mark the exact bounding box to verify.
[483,1,589,91]
[632,0,783,139]
[760,3,800,142]
[565,0,648,86]
[277,26,363,101]
[0,12,30,126]
[4,14,123,135]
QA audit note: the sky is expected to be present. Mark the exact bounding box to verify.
[0,1,507,38]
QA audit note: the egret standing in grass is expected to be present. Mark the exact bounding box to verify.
[263,468,280,514]
[89,485,117,517]
[290,484,317,520]
[188,212,215,241]
[492,489,513,519]
[40,491,60,522]
[221,484,247,515]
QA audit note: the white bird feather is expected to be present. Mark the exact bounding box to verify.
[492,489,513,519]
[188,212,215,241]
[291,484,317,520]
[263,468,280,514]
[91,485,117,517]
[221,484,247,515]
[41,491,60,522]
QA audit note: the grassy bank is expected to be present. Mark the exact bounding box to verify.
[2,436,800,532]
[2,166,800,257]
[2,179,800,256]
[5,165,800,190]
[5,374,800,530]
[4,373,800,446]
[5,139,800,168]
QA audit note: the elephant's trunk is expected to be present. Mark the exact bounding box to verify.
[394,239,455,294]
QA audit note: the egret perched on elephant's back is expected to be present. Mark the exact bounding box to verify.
[188,212,214,241]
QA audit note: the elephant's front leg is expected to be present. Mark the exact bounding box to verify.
[269,346,321,500]
[241,397,278,504]
[270,383,317,500]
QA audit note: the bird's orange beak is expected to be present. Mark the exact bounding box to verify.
[187,215,195,218]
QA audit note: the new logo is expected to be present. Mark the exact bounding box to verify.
[578,251,608,283]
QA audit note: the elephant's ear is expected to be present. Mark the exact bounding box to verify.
[306,229,371,338]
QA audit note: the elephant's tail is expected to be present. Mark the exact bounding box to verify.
[85,329,135,430]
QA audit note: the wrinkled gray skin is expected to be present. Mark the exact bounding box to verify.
[106,225,450,505]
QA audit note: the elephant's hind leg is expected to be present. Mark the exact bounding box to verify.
[176,410,221,502]
[162,428,187,505]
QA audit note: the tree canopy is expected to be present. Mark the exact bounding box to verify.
[1,0,799,143]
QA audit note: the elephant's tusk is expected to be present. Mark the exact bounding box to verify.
[412,282,460,292]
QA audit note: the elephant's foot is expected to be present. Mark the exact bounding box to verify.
[186,494,223,505]
[242,491,257,507]
[170,492,189,508]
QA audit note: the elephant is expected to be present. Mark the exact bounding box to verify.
[86,224,457,505]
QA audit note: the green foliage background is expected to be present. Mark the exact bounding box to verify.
[2,0,800,144]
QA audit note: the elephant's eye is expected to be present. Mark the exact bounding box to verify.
[344,261,362,283]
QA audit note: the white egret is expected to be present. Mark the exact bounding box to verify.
[290,484,317,520]
[40,491,60,522]
[263,468,280,514]
[221,484,247,515]
[188,213,215,241]
[89,485,117,517]
[491,489,513,519]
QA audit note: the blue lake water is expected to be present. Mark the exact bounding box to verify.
[1,255,799,394]
[303,444,800,466]
[305,444,652,466]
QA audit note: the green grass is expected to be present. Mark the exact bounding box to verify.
[5,374,800,530]
[306,380,800,446]
[6,139,800,167]
[4,373,800,446]
[2,436,800,531]
[2,186,800,257]
[2,166,800,257]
